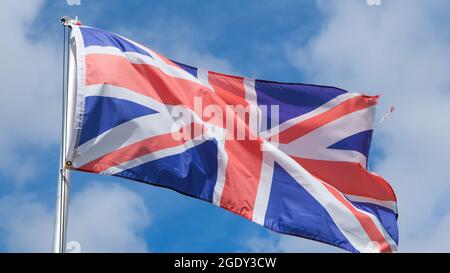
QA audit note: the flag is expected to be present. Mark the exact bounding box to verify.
[66,25,398,253]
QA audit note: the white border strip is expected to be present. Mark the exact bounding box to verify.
[252,147,275,225]
[345,194,398,214]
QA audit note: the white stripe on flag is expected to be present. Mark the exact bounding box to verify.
[84,84,167,112]
[211,124,228,207]
[252,146,275,225]
[345,194,398,214]
[197,68,214,91]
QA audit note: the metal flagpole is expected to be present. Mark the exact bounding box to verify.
[53,16,77,253]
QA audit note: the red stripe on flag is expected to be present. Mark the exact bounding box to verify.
[292,157,397,202]
[208,72,253,137]
[78,123,204,173]
[277,95,378,144]
[86,54,203,106]
[220,138,264,220]
[208,72,247,104]
[321,182,393,253]
[206,73,264,219]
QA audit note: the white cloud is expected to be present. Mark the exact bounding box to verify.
[0,0,60,183]
[252,0,450,252]
[0,182,150,252]
[0,193,53,252]
[67,182,150,252]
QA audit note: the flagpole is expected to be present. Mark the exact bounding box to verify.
[53,16,76,253]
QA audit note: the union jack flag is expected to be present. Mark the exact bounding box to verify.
[66,26,398,253]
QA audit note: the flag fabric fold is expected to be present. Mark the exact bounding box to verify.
[66,25,398,253]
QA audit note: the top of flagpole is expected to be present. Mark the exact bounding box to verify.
[61,16,82,26]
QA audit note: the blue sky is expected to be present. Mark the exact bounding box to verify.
[0,0,449,252]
